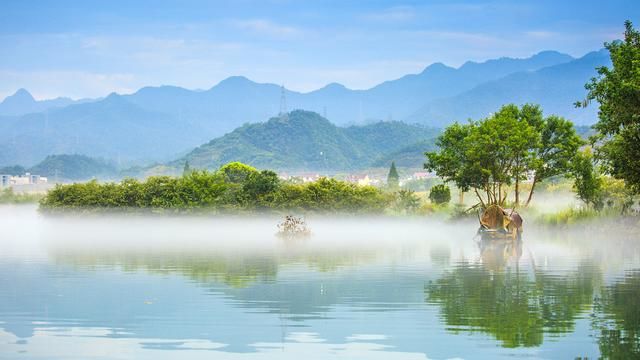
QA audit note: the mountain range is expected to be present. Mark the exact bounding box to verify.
[0,49,609,168]
[0,89,92,116]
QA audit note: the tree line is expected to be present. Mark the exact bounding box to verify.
[40,162,392,213]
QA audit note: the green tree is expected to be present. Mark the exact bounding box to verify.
[427,104,581,207]
[217,162,258,183]
[424,122,473,203]
[387,162,399,190]
[524,115,584,206]
[570,148,603,209]
[577,21,640,192]
[429,184,451,205]
[242,170,281,206]
[394,189,421,214]
[465,104,538,206]
[426,105,538,206]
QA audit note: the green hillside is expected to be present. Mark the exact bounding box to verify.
[29,154,117,181]
[177,110,439,171]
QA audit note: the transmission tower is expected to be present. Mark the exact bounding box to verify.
[279,85,288,120]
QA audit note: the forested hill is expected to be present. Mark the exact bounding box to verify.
[175,110,439,171]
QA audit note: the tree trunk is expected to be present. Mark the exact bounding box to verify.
[474,189,486,208]
[515,176,520,207]
[525,177,538,207]
[459,190,464,205]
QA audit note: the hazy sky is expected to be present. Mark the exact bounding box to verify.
[0,0,637,99]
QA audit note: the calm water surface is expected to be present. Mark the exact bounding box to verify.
[1,205,639,359]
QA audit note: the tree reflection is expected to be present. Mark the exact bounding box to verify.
[51,247,381,288]
[594,270,640,359]
[426,239,599,348]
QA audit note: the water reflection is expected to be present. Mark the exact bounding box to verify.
[593,270,640,359]
[1,206,640,359]
[426,238,600,348]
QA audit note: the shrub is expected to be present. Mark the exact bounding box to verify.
[429,184,451,205]
[39,163,390,214]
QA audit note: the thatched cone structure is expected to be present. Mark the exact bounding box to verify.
[478,204,523,240]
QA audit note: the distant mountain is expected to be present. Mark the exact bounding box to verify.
[371,140,438,168]
[0,164,26,175]
[117,51,574,132]
[0,49,608,167]
[175,110,440,171]
[0,93,202,166]
[358,50,574,122]
[29,154,117,181]
[408,50,610,126]
[0,89,93,116]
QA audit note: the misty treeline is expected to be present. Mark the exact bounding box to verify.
[426,21,640,213]
[40,162,394,213]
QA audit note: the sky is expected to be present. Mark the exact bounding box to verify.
[0,0,637,100]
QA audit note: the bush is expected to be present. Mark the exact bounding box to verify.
[393,190,421,214]
[39,163,390,214]
[429,184,451,205]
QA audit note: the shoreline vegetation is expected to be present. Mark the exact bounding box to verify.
[32,160,638,227]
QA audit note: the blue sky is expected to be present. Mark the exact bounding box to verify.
[0,0,637,99]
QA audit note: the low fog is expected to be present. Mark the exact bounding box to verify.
[1,204,638,275]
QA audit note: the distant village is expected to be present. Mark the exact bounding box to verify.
[0,168,438,193]
[278,171,435,186]
[0,172,49,192]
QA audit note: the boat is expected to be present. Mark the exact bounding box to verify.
[477,204,523,241]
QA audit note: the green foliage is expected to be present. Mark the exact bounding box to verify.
[39,162,390,214]
[535,207,601,226]
[393,189,421,214]
[0,188,43,204]
[272,177,389,213]
[579,21,640,192]
[387,162,399,190]
[426,104,582,207]
[429,184,451,205]
[178,110,439,171]
[218,162,258,183]
[525,113,584,205]
[600,177,637,214]
[570,149,604,209]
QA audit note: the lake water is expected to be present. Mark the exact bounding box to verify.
[1,205,639,359]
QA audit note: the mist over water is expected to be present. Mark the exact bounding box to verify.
[1,205,639,359]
